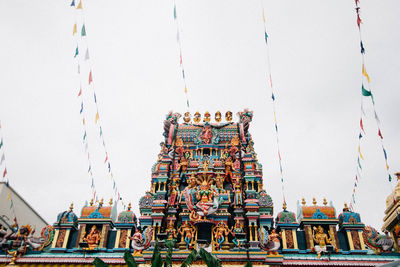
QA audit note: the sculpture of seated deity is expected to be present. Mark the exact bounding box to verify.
[313,225,331,258]
[83,225,101,249]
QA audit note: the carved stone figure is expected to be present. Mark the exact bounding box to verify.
[267,229,281,255]
[233,177,243,207]
[223,157,236,183]
[178,221,196,249]
[213,222,232,250]
[168,181,180,207]
[313,225,331,258]
[83,225,101,250]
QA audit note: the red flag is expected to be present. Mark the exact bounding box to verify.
[378,129,383,139]
[357,14,362,28]
[78,88,82,97]
[89,71,93,84]
[179,53,182,65]
[355,0,359,6]
[355,175,358,182]
[104,153,108,163]
[3,168,7,178]
[360,119,365,133]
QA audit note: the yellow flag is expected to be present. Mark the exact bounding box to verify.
[6,190,11,201]
[95,112,99,123]
[82,118,85,125]
[362,64,370,83]
[73,24,77,35]
[184,86,187,93]
[358,146,364,160]
[273,112,277,123]
[262,10,266,22]
[386,163,389,170]
[77,0,83,9]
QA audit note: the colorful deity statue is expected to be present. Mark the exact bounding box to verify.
[233,177,243,207]
[178,156,189,183]
[178,221,197,249]
[166,221,177,241]
[223,157,236,183]
[267,229,281,255]
[196,179,214,216]
[180,173,198,209]
[232,219,246,249]
[83,225,101,250]
[200,125,213,144]
[168,181,180,207]
[213,222,233,250]
[313,225,331,258]
[212,174,225,194]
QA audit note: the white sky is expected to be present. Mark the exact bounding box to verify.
[0,0,399,231]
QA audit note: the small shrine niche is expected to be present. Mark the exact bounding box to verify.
[75,198,116,251]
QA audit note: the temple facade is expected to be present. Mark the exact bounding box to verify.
[0,110,399,266]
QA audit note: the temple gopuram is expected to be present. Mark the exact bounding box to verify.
[1,110,400,266]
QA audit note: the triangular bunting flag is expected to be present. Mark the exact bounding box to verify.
[78,88,82,97]
[85,48,90,60]
[80,103,83,113]
[3,168,7,178]
[94,93,97,103]
[378,129,383,139]
[360,41,365,54]
[6,190,11,201]
[0,154,5,165]
[95,112,99,123]
[358,157,362,170]
[357,14,362,28]
[360,119,365,133]
[81,24,86,37]
[73,24,77,35]
[74,46,79,58]
[383,148,387,160]
[265,32,268,43]
[362,84,371,96]
[89,71,93,84]
[77,0,82,9]
[104,153,108,163]
[362,64,370,83]
[0,139,3,149]
[70,0,75,6]
[389,174,392,182]
[173,5,177,19]
[262,9,266,22]
[358,146,364,160]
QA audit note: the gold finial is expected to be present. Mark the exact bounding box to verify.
[127,202,132,211]
[69,202,74,212]
[215,111,222,123]
[323,197,327,206]
[203,111,211,123]
[183,112,191,123]
[193,112,201,123]
[225,111,233,122]
[109,198,113,206]
[301,197,306,206]
[312,197,317,205]
[344,202,349,212]
[90,198,94,206]
[283,201,287,210]
[99,198,104,206]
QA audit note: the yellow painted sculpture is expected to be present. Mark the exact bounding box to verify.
[313,225,331,258]
[83,225,101,250]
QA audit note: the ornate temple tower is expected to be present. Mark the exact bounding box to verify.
[137,110,278,262]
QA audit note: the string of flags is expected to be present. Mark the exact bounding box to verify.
[260,3,286,203]
[0,122,18,226]
[70,0,124,207]
[350,0,392,211]
[173,0,190,110]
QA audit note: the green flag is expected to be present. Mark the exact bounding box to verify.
[362,84,371,96]
[81,24,86,37]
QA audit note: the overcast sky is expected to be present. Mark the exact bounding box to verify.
[0,0,399,231]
